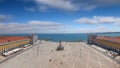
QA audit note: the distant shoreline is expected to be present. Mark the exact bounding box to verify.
[39,39,86,42]
[1,33,120,42]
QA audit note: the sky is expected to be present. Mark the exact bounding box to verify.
[0,0,120,34]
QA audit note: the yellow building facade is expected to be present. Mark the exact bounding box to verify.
[94,39,120,49]
[0,38,30,53]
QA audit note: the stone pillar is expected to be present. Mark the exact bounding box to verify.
[32,34,38,45]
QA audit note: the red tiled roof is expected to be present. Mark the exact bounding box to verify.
[0,39,8,44]
[114,36,120,39]
[0,36,29,44]
[95,36,120,43]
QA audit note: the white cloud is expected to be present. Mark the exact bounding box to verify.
[73,25,120,33]
[17,0,120,12]
[0,21,120,34]
[0,15,10,22]
[83,5,96,11]
[0,20,65,34]
[20,0,120,11]
[35,0,79,11]
[74,17,98,24]
[29,20,63,26]
[74,16,120,24]
[38,6,48,12]
[24,7,36,12]
[72,0,120,11]
[32,0,120,11]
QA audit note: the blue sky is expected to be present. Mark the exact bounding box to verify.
[0,0,120,34]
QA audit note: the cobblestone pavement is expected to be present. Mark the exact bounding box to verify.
[0,41,119,68]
